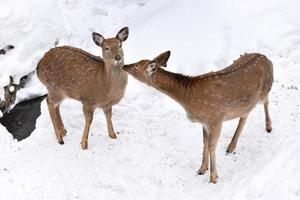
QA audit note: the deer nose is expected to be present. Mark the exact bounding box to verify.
[115,55,121,62]
[122,65,129,71]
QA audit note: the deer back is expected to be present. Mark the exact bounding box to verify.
[186,53,273,120]
[37,46,108,101]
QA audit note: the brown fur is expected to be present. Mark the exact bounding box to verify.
[37,27,129,149]
[123,51,273,183]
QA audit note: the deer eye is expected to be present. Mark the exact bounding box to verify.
[134,65,138,71]
[118,43,122,49]
[104,46,110,51]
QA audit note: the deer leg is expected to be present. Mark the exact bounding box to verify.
[208,121,223,184]
[80,105,94,150]
[226,116,248,154]
[46,96,64,145]
[263,96,272,133]
[103,107,117,139]
[198,126,209,175]
[55,105,67,137]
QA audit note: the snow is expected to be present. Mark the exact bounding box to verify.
[0,0,300,199]
[233,138,300,200]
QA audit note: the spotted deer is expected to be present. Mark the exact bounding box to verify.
[37,27,129,149]
[123,51,273,183]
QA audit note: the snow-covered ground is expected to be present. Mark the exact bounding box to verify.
[0,0,300,199]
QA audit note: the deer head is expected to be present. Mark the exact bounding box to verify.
[123,51,171,83]
[92,27,129,67]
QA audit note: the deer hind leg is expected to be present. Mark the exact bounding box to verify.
[55,106,67,137]
[103,107,117,139]
[263,96,272,133]
[226,115,248,154]
[46,94,65,144]
[198,126,209,175]
[80,105,94,150]
[208,121,223,184]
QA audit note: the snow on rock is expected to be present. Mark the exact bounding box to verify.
[0,0,300,199]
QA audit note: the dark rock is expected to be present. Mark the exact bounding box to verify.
[19,71,35,88]
[0,95,47,141]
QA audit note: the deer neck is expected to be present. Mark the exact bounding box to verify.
[103,61,126,80]
[150,68,192,105]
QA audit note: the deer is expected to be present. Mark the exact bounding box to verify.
[36,27,129,150]
[122,51,273,183]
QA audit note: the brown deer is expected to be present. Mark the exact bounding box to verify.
[123,51,273,183]
[37,27,129,149]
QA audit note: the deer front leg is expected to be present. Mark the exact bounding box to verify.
[208,121,223,184]
[198,126,209,175]
[263,96,272,133]
[80,105,94,150]
[226,115,248,154]
[103,107,117,139]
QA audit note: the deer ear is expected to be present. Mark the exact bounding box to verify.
[146,61,158,75]
[116,27,129,42]
[153,51,171,67]
[92,32,105,47]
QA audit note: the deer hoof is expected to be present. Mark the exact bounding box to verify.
[58,140,64,145]
[197,170,206,175]
[226,143,236,154]
[81,144,88,150]
[226,149,234,154]
[210,175,218,184]
[197,166,208,175]
[266,128,272,133]
[80,140,88,150]
[109,133,117,139]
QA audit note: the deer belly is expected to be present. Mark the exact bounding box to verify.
[224,101,258,120]
[219,87,262,120]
